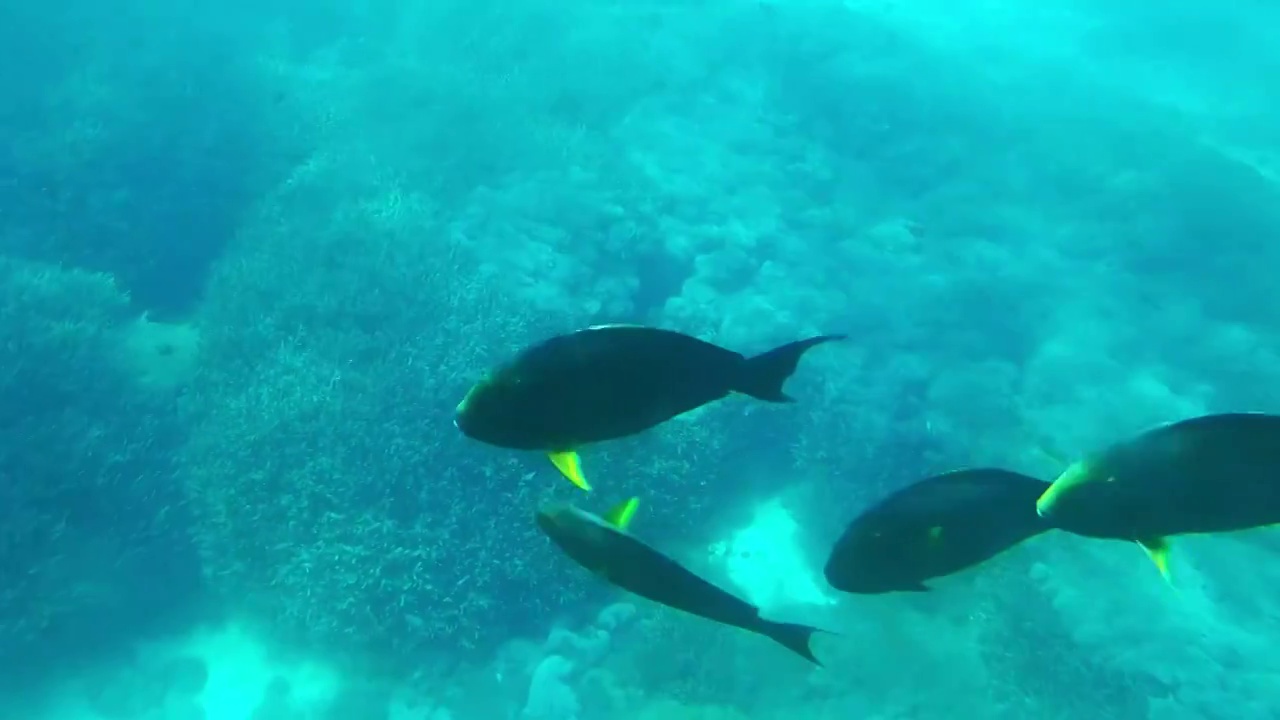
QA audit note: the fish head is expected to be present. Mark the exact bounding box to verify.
[823,519,930,594]
[454,371,536,447]
[535,504,574,537]
[536,504,615,571]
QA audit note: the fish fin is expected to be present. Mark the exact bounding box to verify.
[1035,460,1091,518]
[548,451,591,492]
[927,525,943,543]
[1136,537,1174,586]
[602,497,639,530]
[762,621,828,666]
[903,581,930,592]
[737,334,847,402]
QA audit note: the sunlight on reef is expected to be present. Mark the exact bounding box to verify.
[114,314,201,393]
[22,622,449,720]
[708,497,836,613]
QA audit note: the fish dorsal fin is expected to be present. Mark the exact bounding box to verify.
[602,497,640,530]
[1136,536,1174,587]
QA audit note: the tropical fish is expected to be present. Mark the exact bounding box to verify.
[824,468,1051,593]
[1035,412,1280,582]
[455,325,844,491]
[536,497,827,664]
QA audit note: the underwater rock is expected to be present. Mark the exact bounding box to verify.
[160,655,210,698]
[114,314,200,392]
[155,696,207,720]
[387,688,452,720]
[321,678,392,720]
[250,676,302,720]
[521,655,579,720]
[577,668,635,719]
[84,666,167,720]
[595,602,636,632]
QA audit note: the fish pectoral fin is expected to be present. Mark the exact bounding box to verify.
[1135,536,1174,586]
[602,497,639,531]
[548,451,591,492]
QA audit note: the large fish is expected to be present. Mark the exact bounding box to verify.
[1035,412,1280,582]
[824,469,1051,594]
[456,325,844,491]
[536,497,827,664]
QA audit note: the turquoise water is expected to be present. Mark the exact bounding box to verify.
[1,1,1278,718]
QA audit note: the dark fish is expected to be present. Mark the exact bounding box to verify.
[824,468,1051,594]
[455,325,844,491]
[536,497,827,664]
[1035,412,1280,583]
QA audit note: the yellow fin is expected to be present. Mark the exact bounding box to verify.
[548,451,591,492]
[602,497,639,530]
[1036,460,1091,517]
[1136,537,1174,586]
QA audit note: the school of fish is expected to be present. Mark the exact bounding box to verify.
[455,324,1280,666]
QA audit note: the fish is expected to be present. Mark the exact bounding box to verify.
[823,468,1052,594]
[536,497,828,664]
[1035,412,1280,583]
[455,325,845,491]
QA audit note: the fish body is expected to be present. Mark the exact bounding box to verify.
[824,468,1051,594]
[537,498,826,664]
[1035,412,1280,581]
[456,325,844,490]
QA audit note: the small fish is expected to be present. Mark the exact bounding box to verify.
[536,497,828,664]
[824,468,1051,594]
[1035,412,1280,583]
[456,325,844,491]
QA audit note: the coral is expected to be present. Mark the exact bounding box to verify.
[0,256,194,685]
[595,602,637,632]
[1028,534,1280,719]
[520,655,579,720]
[627,698,748,720]
[180,145,585,668]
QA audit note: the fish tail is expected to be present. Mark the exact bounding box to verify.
[762,620,826,666]
[737,335,846,402]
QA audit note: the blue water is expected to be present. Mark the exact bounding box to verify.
[2,0,1278,718]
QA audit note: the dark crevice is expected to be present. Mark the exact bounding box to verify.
[631,247,694,321]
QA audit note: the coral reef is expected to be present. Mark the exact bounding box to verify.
[0,256,196,685]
